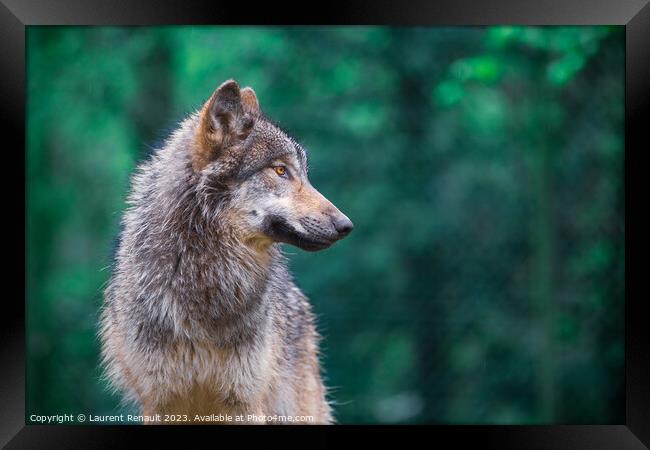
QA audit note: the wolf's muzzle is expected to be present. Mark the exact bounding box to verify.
[332,215,354,238]
[264,213,352,252]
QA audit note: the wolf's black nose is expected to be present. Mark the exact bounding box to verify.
[333,216,354,237]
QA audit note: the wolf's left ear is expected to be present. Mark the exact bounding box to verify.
[194,79,258,171]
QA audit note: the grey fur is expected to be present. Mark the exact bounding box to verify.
[99,80,352,424]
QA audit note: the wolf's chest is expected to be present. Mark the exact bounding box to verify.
[168,336,275,402]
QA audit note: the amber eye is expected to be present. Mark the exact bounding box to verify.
[274,166,287,177]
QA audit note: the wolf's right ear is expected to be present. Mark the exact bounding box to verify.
[194,80,258,172]
[240,87,260,116]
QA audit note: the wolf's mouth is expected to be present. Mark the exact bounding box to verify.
[263,216,336,252]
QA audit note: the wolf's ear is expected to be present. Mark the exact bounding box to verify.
[194,79,257,171]
[240,87,260,116]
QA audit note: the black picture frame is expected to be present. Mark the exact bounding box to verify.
[3,0,648,447]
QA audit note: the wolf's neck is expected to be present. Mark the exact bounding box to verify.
[123,154,281,346]
[138,214,281,345]
[173,228,280,344]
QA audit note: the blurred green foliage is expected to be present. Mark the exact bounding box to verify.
[26,26,624,424]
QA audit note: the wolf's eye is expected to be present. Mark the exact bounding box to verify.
[274,166,287,177]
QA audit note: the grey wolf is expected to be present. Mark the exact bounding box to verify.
[99,79,353,424]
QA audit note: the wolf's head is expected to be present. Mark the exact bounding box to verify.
[191,79,353,252]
